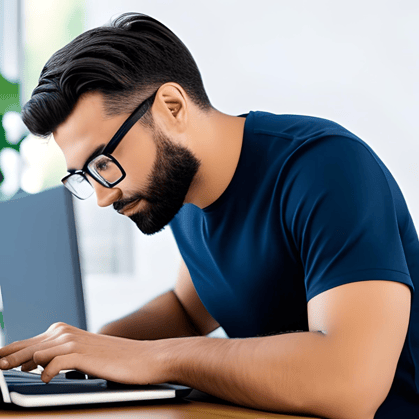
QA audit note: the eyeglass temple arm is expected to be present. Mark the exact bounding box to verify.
[103,92,157,155]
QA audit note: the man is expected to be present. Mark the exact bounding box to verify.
[0,12,417,419]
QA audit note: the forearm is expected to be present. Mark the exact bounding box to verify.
[162,332,370,419]
[98,290,200,340]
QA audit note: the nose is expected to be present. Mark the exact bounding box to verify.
[90,178,122,207]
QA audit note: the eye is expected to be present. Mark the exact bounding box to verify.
[96,160,108,171]
[94,157,109,171]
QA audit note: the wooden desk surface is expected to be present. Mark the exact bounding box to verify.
[0,389,321,418]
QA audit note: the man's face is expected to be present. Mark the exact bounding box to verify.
[113,123,200,235]
[54,91,200,235]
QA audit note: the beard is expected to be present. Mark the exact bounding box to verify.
[113,125,200,235]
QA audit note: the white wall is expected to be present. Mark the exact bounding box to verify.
[81,0,419,334]
[74,197,183,334]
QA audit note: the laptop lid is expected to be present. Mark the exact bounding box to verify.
[0,185,87,345]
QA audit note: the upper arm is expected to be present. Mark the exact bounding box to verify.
[174,258,220,336]
[308,279,411,416]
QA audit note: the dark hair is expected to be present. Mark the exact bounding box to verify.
[21,12,213,138]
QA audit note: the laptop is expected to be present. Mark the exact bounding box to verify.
[0,186,192,407]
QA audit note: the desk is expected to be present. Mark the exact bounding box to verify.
[0,389,321,418]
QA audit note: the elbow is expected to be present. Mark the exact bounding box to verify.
[341,357,395,419]
[350,376,391,419]
[328,372,388,419]
[291,369,379,419]
[321,344,391,419]
[310,363,383,419]
[333,381,379,419]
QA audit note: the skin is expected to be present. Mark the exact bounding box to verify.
[0,82,411,418]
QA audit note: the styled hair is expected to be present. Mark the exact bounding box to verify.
[21,12,213,137]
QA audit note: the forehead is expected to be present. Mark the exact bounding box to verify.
[53,92,126,171]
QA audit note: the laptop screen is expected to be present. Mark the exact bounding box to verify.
[0,186,87,346]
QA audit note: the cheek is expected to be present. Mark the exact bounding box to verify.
[114,128,157,190]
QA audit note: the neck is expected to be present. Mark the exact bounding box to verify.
[184,109,246,209]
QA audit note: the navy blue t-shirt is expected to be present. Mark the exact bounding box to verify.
[170,111,419,417]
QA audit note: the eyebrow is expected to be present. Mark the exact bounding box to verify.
[67,144,106,172]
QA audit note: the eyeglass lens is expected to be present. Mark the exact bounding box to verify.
[63,155,124,199]
[63,174,94,200]
[88,155,123,184]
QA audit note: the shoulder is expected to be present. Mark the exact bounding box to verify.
[250,111,356,141]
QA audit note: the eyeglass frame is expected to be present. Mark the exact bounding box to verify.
[61,90,158,197]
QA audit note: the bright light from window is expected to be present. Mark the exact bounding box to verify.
[0,147,20,197]
[2,111,27,144]
[20,134,48,194]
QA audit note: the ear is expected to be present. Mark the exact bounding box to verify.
[152,83,188,134]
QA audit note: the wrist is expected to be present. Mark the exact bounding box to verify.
[153,336,204,384]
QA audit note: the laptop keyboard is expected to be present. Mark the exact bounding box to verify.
[3,369,106,386]
[2,369,169,390]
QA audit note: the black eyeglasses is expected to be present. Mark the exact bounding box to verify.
[61,91,157,200]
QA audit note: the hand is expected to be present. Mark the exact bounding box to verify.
[0,322,171,384]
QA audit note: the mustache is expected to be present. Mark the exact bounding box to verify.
[113,194,145,212]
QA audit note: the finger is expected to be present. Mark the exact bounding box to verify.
[32,342,75,369]
[0,337,68,370]
[41,354,79,383]
[0,332,48,358]
[0,323,75,360]
[1,345,42,370]
[21,360,38,372]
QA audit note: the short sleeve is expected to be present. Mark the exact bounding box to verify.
[283,136,414,302]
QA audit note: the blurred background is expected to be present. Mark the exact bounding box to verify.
[0,0,418,338]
